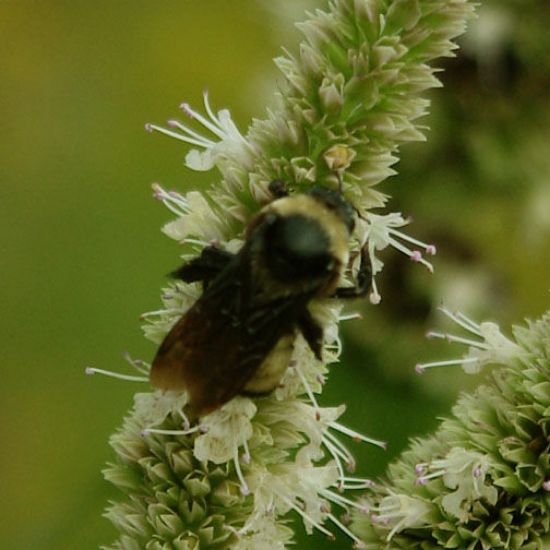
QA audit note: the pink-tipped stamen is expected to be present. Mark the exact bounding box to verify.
[426,331,489,349]
[146,122,210,148]
[388,236,434,272]
[437,305,483,337]
[324,431,356,473]
[340,477,375,490]
[122,351,150,375]
[323,438,347,487]
[241,439,251,465]
[141,425,201,436]
[277,494,335,539]
[330,421,387,450]
[180,99,227,140]
[327,512,366,548]
[233,448,250,496]
[415,357,479,373]
[322,489,370,514]
[295,364,321,415]
[85,367,148,383]
[166,118,216,146]
[151,183,189,216]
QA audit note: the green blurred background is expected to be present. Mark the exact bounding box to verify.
[1,1,549,548]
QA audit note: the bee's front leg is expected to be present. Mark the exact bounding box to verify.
[170,245,235,286]
[333,247,371,299]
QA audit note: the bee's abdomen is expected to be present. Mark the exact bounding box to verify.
[242,332,295,395]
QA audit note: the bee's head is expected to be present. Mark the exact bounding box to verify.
[263,213,335,283]
[309,186,355,234]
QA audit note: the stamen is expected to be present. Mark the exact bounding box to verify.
[202,89,222,128]
[322,438,347,487]
[543,480,550,491]
[390,228,437,256]
[324,431,356,472]
[414,471,441,485]
[277,495,335,540]
[369,279,381,305]
[180,101,226,140]
[327,513,366,548]
[177,409,191,431]
[415,463,427,475]
[294,364,321,418]
[426,331,489,349]
[166,119,216,146]
[122,351,150,375]
[415,356,479,374]
[386,233,434,272]
[233,448,250,495]
[140,308,180,320]
[85,367,148,383]
[151,183,189,216]
[266,497,275,515]
[182,237,211,248]
[146,123,210,148]
[242,439,251,465]
[330,421,387,450]
[321,489,369,514]
[437,305,483,337]
[141,425,201,436]
[340,477,375,490]
[387,520,404,541]
[338,312,362,322]
[222,523,244,540]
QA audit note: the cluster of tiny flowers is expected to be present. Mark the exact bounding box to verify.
[96,0,476,547]
[352,311,550,549]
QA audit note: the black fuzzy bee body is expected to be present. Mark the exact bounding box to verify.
[150,186,367,415]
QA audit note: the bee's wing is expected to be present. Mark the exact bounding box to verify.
[150,256,311,415]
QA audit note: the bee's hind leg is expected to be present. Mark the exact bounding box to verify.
[170,245,235,286]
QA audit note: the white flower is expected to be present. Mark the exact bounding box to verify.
[370,492,433,541]
[356,212,436,304]
[416,306,524,375]
[133,390,189,427]
[152,185,232,245]
[145,90,255,172]
[415,448,498,523]
[194,397,256,464]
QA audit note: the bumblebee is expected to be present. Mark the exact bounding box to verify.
[150,182,370,415]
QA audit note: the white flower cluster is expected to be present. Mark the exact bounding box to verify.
[97,172,383,545]
[416,305,524,375]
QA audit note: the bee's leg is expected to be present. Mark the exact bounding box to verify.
[298,309,323,360]
[170,245,235,285]
[334,247,372,299]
